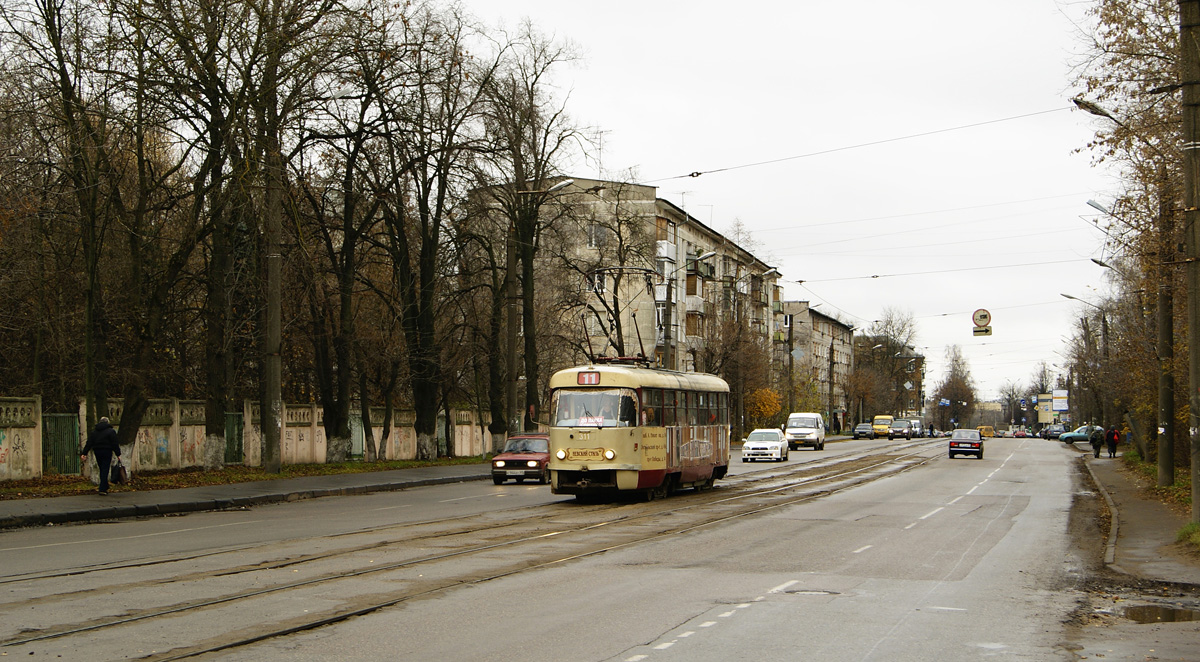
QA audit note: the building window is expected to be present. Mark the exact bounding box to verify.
[686,312,703,337]
[587,222,609,249]
[686,274,699,296]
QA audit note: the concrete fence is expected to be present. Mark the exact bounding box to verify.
[1,397,494,482]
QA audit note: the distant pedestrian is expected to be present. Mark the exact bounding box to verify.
[81,416,121,495]
[1089,424,1103,458]
[1105,424,1120,458]
[928,423,935,438]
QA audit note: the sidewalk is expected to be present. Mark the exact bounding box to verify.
[0,463,491,530]
[1083,453,1200,585]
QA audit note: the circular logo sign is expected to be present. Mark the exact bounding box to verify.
[972,309,991,327]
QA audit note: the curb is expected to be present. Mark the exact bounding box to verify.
[1081,456,1120,567]
[0,473,490,530]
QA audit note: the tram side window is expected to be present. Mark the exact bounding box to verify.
[643,388,662,426]
[619,393,638,426]
[664,390,677,426]
[686,391,697,426]
[718,392,728,425]
[698,391,711,425]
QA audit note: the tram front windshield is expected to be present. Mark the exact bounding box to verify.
[552,388,638,427]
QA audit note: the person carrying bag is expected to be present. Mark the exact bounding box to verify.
[81,416,122,495]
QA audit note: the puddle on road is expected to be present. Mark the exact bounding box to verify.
[1122,604,1200,624]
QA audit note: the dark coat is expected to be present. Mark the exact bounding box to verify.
[82,420,121,456]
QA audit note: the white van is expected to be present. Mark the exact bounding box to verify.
[783,412,826,451]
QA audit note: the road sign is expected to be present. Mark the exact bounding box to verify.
[973,325,992,336]
[1020,398,1027,408]
[972,309,991,327]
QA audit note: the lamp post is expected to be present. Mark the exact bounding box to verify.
[1076,97,1177,489]
[1062,293,1109,426]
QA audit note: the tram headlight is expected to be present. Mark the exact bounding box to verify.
[603,449,616,460]
[493,460,505,468]
[556,449,567,460]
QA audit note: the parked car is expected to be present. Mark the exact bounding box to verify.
[852,422,874,439]
[491,433,550,485]
[1013,430,1028,438]
[1041,424,1067,440]
[1059,425,1096,444]
[948,428,984,459]
[783,412,825,450]
[742,428,789,462]
[888,419,913,440]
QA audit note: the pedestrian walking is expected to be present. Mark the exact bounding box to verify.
[1105,424,1120,458]
[81,416,121,495]
[1088,424,1103,459]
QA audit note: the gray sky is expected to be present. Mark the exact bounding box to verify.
[479,0,1116,403]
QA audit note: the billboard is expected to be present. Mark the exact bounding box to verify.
[1052,389,1069,412]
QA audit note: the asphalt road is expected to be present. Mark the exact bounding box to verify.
[0,436,1153,661]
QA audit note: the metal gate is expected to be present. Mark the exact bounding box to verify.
[42,414,81,475]
[224,412,244,464]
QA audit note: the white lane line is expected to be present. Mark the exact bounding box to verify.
[853,545,873,554]
[718,610,736,618]
[625,656,649,661]
[678,631,696,638]
[736,603,752,609]
[966,485,978,495]
[654,642,675,650]
[700,621,717,628]
[929,606,967,612]
[904,522,917,530]
[438,495,485,502]
[948,496,963,505]
[371,504,413,511]
[769,580,800,594]
[919,507,944,520]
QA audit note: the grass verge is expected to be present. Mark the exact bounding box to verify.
[1121,447,1197,554]
[0,456,487,500]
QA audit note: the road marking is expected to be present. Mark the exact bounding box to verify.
[371,504,413,511]
[678,631,696,638]
[438,495,486,502]
[700,621,717,628]
[929,606,967,612]
[904,522,917,530]
[769,580,799,593]
[736,603,751,609]
[654,642,675,650]
[853,545,872,554]
[948,496,962,505]
[966,485,978,494]
[625,656,649,661]
[718,610,736,618]
[919,507,944,520]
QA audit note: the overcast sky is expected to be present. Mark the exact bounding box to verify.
[477,0,1118,404]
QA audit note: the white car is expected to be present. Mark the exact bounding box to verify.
[741,428,789,462]
[783,412,826,450]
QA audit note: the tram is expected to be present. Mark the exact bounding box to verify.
[547,361,731,500]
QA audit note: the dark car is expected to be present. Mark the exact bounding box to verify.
[888,419,913,440]
[1040,424,1067,440]
[491,433,550,484]
[852,422,874,439]
[948,429,984,459]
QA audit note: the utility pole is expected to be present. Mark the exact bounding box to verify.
[1181,0,1200,524]
[1158,171,1176,487]
[786,314,794,413]
[827,339,835,432]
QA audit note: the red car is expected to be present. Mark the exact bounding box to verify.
[491,433,550,484]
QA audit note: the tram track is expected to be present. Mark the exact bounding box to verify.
[0,440,941,660]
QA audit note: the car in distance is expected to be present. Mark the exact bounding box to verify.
[888,419,913,440]
[783,412,825,450]
[1013,429,1028,438]
[491,433,550,484]
[742,428,789,462]
[1059,425,1096,444]
[948,428,984,459]
[852,422,874,439]
[976,425,995,438]
[908,419,926,437]
[1040,423,1067,440]
[872,415,894,439]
